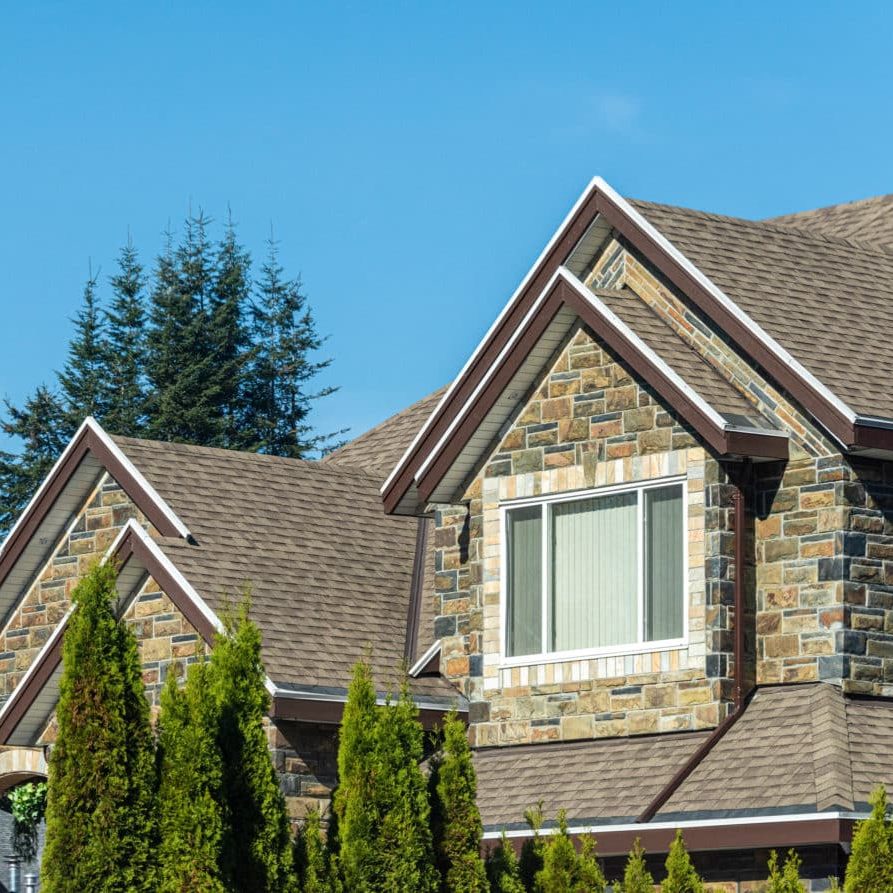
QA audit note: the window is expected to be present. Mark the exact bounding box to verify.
[503,480,685,660]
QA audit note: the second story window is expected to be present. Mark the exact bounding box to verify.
[503,479,686,661]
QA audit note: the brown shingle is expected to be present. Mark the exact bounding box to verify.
[629,199,893,420]
[770,193,893,252]
[113,436,458,704]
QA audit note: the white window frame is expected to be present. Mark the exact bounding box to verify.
[498,476,689,668]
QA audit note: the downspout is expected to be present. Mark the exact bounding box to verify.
[637,459,753,823]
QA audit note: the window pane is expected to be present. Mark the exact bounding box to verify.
[551,492,638,651]
[645,485,684,641]
[506,506,543,656]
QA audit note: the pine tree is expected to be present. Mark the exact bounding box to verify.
[157,663,226,893]
[372,684,439,892]
[765,849,807,893]
[209,600,297,892]
[663,829,704,893]
[333,661,380,892]
[58,269,110,428]
[245,237,337,457]
[40,561,156,892]
[104,238,148,436]
[295,808,339,893]
[485,833,526,893]
[844,785,893,892]
[617,839,653,893]
[534,811,606,893]
[0,386,68,533]
[430,709,488,892]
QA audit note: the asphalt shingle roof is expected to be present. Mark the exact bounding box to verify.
[770,193,893,251]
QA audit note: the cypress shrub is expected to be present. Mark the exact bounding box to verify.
[617,839,653,893]
[519,803,545,891]
[430,709,488,892]
[210,602,297,892]
[485,832,526,893]
[41,561,157,892]
[662,829,704,893]
[534,811,605,893]
[845,785,893,892]
[765,849,806,893]
[156,663,226,892]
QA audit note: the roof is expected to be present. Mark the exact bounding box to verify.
[630,198,893,420]
[474,683,893,832]
[770,193,893,251]
[111,434,458,705]
[324,388,447,479]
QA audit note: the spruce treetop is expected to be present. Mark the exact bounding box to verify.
[663,829,704,893]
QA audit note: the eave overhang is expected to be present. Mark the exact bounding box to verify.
[383,176,893,516]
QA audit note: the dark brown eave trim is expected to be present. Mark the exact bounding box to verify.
[0,421,187,594]
[488,816,854,858]
[269,693,460,729]
[404,517,429,664]
[0,523,218,744]
[414,275,786,505]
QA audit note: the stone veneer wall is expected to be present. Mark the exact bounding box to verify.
[268,720,339,822]
[0,475,148,703]
[435,326,741,747]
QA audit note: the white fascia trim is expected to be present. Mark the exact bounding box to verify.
[409,639,441,677]
[592,176,857,429]
[0,417,190,565]
[483,810,867,841]
[93,420,191,539]
[415,266,566,481]
[381,177,604,496]
[854,414,893,430]
[270,684,463,714]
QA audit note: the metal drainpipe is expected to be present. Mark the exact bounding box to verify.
[636,459,753,823]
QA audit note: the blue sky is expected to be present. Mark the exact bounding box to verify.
[1,3,892,452]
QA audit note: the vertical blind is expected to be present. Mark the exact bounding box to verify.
[505,482,684,657]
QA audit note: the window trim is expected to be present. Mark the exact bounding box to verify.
[498,476,689,669]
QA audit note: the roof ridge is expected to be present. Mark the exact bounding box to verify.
[810,683,855,812]
[630,197,893,258]
[769,191,893,222]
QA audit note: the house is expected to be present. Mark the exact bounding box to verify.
[2,178,893,888]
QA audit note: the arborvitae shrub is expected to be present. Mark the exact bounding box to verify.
[765,849,807,893]
[430,709,488,892]
[617,838,653,893]
[534,811,606,893]
[844,785,893,893]
[485,833,526,893]
[662,829,704,893]
[295,808,339,893]
[156,663,226,892]
[210,601,297,892]
[41,561,157,892]
[520,803,545,891]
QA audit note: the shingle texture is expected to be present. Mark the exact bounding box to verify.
[593,287,767,424]
[770,193,893,251]
[114,435,458,704]
[629,199,893,420]
[475,684,893,830]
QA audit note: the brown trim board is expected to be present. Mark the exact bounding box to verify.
[270,694,456,729]
[415,276,787,504]
[0,424,185,596]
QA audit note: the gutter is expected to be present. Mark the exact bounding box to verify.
[637,459,753,823]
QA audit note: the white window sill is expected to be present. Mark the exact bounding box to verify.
[498,637,688,670]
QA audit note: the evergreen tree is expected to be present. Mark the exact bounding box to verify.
[617,839,653,893]
[295,808,339,893]
[0,386,68,533]
[372,684,439,892]
[209,600,297,892]
[844,785,893,893]
[212,213,252,448]
[245,237,336,457]
[519,803,545,892]
[534,812,606,893]
[333,661,379,892]
[41,561,156,892]
[104,238,148,436]
[430,709,488,892]
[156,663,226,893]
[765,849,807,893]
[58,269,110,428]
[485,833,526,893]
[663,829,704,893]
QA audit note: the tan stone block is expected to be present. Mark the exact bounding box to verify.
[800,539,833,559]
[782,612,818,634]
[141,638,171,661]
[500,428,526,451]
[765,587,798,609]
[756,515,781,539]
[800,489,835,510]
[628,710,660,734]
[559,418,589,443]
[764,538,799,562]
[763,635,799,658]
[593,717,627,737]
[516,404,541,426]
[801,634,833,655]
[541,398,571,421]
[606,441,636,460]
[677,685,712,706]
[581,367,612,391]
[756,612,781,635]
[644,684,677,708]
[782,661,818,683]
[639,429,671,454]
[606,386,637,411]
[530,725,561,742]
[757,562,783,585]
[446,656,470,677]
[561,714,594,740]
[549,378,581,398]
